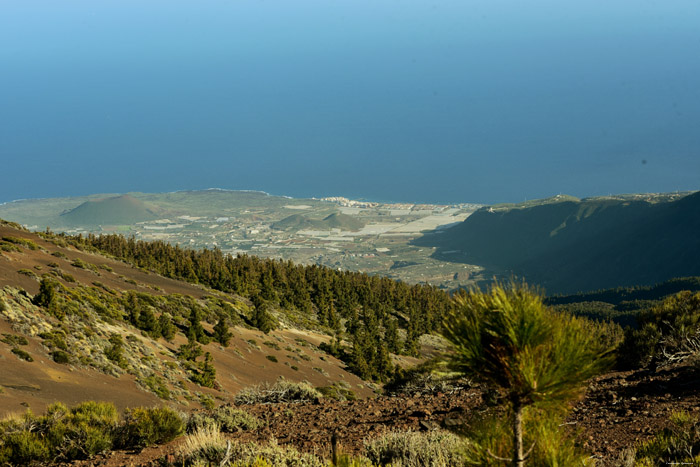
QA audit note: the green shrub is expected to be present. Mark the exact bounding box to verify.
[619,291,700,370]
[0,401,187,464]
[1,334,29,346]
[618,323,662,369]
[461,413,591,467]
[11,347,33,362]
[364,430,466,467]
[17,268,38,278]
[176,428,325,467]
[104,334,128,369]
[118,406,185,448]
[265,355,278,363]
[188,406,261,434]
[263,340,281,350]
[39,330,69,351]
[0,430,50,464]
[385,360,470,397]
[0,241,22,253]
[51,350,71,364]
[47,401,118,460]
[2,236,39,250]
[634,411,700,465]
[316,383,357,401]
[143,374,171,400]
[51,251,67,258]
[234,379,322,405]
[61,272,76,283]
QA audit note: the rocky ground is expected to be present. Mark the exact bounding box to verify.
[64,362,700,466]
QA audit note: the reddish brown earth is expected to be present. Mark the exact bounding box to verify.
[62,362,700,467]
[0,223,373,417]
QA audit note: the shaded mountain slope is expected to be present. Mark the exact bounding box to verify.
[60,194,161,225]
[415,192,700,293]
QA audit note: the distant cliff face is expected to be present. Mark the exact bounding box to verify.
[414,192,700,294]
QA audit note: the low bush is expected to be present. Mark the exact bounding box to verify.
[316,382,357,401]
[0,401,118,464]
[634,411,700,465]
[51,350,71,364]
[619,291,700,369]
[11,347,33,362]
[1,334,29,346]
[143,374,171,400]
[176,427,326,467]
[0,402,185,464]
[17,269,38,279]
[0,241,22,253]
[187,406,261,433]
[234,379,322,405]
[460,412,591,467]
[364,430,466,467]
[385,360,470,397]
[2,236,39,250]
[0,430,50,465]
[104,334,128,369]
[118,406,185,448]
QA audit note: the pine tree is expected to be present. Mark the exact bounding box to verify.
[251,295,276,334]
[187,307,209,344]
[385,318,401,354]
[33,278,57,308]
[213,315,232,347]
[177,334,203,361]
[158,313,176,341]
[138,307,159,337]
[192,352,217,388]
[442,283,614,467]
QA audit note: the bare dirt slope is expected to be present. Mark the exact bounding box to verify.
[0,223,372,417]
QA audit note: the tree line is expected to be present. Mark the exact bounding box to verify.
[59,233,453,381]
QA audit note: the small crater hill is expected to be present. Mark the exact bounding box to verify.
[60,194,161,226]
[415,191,700,294]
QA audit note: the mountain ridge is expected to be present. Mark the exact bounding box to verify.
[415,191,700,293]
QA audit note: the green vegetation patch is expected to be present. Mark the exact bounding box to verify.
[0,402,183,465]
[187,406,261,434]
[234,379,322,405]
[2,236,39,250]
[10,348,33,362]
[1,334,29,346]
[634,411,700,465]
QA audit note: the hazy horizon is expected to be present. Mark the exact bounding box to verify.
[2,1,699,205]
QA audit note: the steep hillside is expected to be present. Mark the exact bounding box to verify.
[415,191,700,293]
[0,220,376,416]
[59,194,161,225]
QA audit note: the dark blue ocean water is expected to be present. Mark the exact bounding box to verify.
[1,1,699,205]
